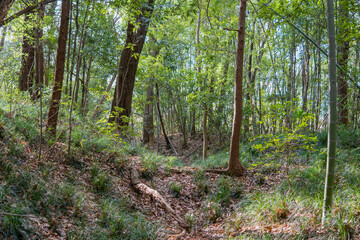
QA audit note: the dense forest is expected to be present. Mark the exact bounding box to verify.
[0,0,360,239]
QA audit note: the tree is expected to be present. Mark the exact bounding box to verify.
[226,0,248,176]
[46,0,71,135]
[0,0,14,24]
[142,41,159,145]
[322,0,337,223]
[109,0,154,128]
[207,0,247,176]
[337,0,350,125]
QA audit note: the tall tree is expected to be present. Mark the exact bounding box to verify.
[46,0,71,135]
[109,0,154,127]
[208,0,247,176]
[322,0,337,223]
[226,0,248,176]
[337,0,350,125]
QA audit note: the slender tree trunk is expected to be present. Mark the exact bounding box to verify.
[195,6,207,159]
[244,30,253,138]
[19,13,35,92]
[143,84,155,145]
[322,0,337,222]
[81,57,92,114]
[143,45,159,145]
[286,30,296,129]
[227,0,247,176]
[46,0,71,135]
[65,1,72,95]
[33,2,45,100]
[0,25,7,51]
[190,109,196,138]
[337,0,350,125]
[155,83,177,154]
[68,0,80,98]
[109,0,154,127]
[302,28,310,113]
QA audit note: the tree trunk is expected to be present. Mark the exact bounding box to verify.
[195,6,207,159]
[286,30,296,129]
[67,0,80,98]
[109,0,154,127]
[244,20,254,138]
[0,0,14,24]
[143,84,155,145]
[64,1,73,95]
[81,57,92,114]
[227,0,247,176]
[19,13,35,92]
[302,28,310,113]
[0,25,7,51]
[155,83,177,155]
[143,44,159,145]
[33,2,45,100]
[337,0,350,125]
[46,0,71,135]
[322,0,337,222]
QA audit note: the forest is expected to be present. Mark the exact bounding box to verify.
[0,0,360,239]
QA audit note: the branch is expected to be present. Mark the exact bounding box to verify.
[0,0,56,27]
[223,27,240,32]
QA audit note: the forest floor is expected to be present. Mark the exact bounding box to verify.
[1,109,360,239]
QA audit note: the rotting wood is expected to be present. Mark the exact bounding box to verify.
[130,167,189,230]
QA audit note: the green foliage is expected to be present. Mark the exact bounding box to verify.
[211,176,242,206]
[142,152,162,176]
[99,198,157,239]
[168,181,182,197]
[252,116,318,166]
[91,163,111,193]
[193,170,210,197]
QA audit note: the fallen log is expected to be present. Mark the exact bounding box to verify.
[130,167,190,230]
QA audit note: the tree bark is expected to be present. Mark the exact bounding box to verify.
[337,0,350,125]
[109,0,154,127]
[322,0,337,222]
[81,57,92,114]
[143,44,159,145]
[67,0,80,98]
[19,13,35,92]
[0,0,14,25]
[143,83,155,145]
[302,27,310,113]
[155,83,177,155]
[227,0,248,176]
[46,0,71,135]
[33,2,45,100]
